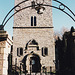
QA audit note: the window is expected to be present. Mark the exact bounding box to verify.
[41,47,48,56]
[34,16,36,26]
[44,47,48,55]
[32,60,35,65]
[20,48,23,55]
[31,16,33,26]
[31,16,37,26]
[17,47,23,56]
[37,46,39,50]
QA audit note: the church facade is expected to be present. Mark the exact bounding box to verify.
[13,0,55,73]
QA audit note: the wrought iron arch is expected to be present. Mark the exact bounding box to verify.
[0,0,75,30]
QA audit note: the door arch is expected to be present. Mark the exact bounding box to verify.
[22,53,41,73]
[30,55,41,72]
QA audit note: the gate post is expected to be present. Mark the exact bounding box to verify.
[0,30,13,75]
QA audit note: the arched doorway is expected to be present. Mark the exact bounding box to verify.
[22,53,41,73]
[30,55,41,72]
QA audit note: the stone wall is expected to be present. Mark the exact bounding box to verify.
[0,30,13,75]
[13,28,55,71]
[14,0,53,27]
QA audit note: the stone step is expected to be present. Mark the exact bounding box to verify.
[21,73,51,75]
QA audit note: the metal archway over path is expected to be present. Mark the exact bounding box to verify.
[0,0,75,30]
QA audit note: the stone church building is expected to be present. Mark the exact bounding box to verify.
[0,0,55,74]
[12,0,55,73]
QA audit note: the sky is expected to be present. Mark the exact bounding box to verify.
[0,0,75,36]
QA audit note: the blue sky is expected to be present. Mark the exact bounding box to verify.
[0,0,75,36]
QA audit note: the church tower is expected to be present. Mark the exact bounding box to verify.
[13,0,55,72]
